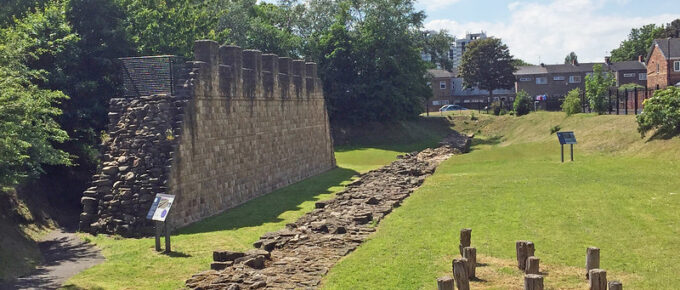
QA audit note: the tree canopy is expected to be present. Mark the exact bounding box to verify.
[459,37,516,98]
[585,64,615,114]
[564,51,578,64]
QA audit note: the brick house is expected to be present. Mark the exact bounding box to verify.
[426,69,516,111]
[515,59,646,103]
[646,38,680,90]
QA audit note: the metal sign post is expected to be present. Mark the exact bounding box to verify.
[146,194,175,253]
[556,131,577,163]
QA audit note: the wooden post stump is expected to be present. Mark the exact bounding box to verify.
[516,241,534,270]
[437,276,454,290]
[526,256,540,274]
[608,280,622,290]
[459,228,471,256]
[462,247,477,278]
[585,247,600,279]
[452,258,470,290]
[589,269,607,290]
[524,274,544,290]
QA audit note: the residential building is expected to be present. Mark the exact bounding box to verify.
[515,58,646,101]
[450,32,487,69]
[426,69,515,111]
[646,38,680,90]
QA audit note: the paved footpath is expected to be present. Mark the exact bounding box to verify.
[0,229,104,290]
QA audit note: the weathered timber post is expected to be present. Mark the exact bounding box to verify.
[462,247,477,279]
[437,276,454,290]
[586,247,600,279]
[452,258,470,290]
[526,256,540,274]
[608,280,622,290]
[459,228,471,256]
[589,269,607,290]
[516,241,535,270]
[524,274,544,290]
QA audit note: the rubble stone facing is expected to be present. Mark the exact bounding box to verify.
[185,133,471,289]
[80,40,336,235]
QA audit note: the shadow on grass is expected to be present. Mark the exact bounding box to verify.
[647,129,680,141]
[333,117,454,153]
[177,166,358,235]
[162,251,192,258]
[470,136,502,150]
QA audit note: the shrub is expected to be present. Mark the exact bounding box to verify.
[550,125,561,135]
[513,90,532,116]
[470,112,477,120]
[585,64,615,114]
[490,101,502,116]
[636,87,680,137]
[562,88,582,116]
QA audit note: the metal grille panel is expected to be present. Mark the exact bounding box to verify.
[120,56,184,97]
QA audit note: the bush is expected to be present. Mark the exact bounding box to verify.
[562,88,582,116]
[513,90,532,116]
[490,101,502,115]
[550,125,561,135]
[636,87,680,137]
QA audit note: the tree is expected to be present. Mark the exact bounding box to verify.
[636,87,680,137]
[459,37,516,102]
[562,88,581,116]
[511,58,532,68]
[420,30,454,71]
[661,19,680,38]
[585,64,615,114]
[610,24,664,62]
[564,51,578,64]
[513,90,532,116]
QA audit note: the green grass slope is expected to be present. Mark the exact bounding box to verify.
[321,112,680,289]
[65,118,451,289]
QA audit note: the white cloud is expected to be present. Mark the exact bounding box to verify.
[425,0,680,64]
[419,0,462,11]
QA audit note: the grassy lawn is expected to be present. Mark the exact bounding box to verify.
[321,112,680,289]
[65,119,450,289]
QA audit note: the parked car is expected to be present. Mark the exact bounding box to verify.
[439,104,468,111]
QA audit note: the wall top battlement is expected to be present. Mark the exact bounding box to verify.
[190,40,322,100]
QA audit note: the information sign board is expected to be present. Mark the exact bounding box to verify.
[146,194,175,222]
[557,131,577,145]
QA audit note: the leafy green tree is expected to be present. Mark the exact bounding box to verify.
[511,58,532,68]
[562,88,582,116]
[564,51,578,64]
[661,19,680,38]
[420,30,454,71]
[513,90,532,116]
[636,87,680,138]
[610,24,664,62]
[585,64,615,114]
[459,38,516,101]
[0,0,49,27]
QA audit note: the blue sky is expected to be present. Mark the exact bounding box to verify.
[421,0,680,64]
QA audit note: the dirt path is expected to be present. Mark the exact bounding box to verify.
[0,229,104,290]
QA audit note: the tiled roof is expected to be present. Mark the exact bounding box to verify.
[652,38,680,59]
[515,66,548,75]
[609,61,646,71]
[427,69,457,78]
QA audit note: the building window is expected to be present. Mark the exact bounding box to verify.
[553,76,565,81]
[675,61,680,72]
[426,82,431,87]
[519,77,532,82]
[569,76,581,83]
[440,81,446,89]
[623,73,635,78]
[657,63,660,73]
[639,73,646,80]
[536,77,548,84]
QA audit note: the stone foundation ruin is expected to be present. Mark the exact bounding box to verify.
[79,40,336,236]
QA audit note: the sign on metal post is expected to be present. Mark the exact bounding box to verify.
[556,131,577,162]
[147,194,175,252]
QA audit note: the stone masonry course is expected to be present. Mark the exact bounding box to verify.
[79,40,336,236]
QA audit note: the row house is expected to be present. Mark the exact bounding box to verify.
[646,38,680,90]
[515,59,646,101]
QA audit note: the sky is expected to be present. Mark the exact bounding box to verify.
[419,0,680,64]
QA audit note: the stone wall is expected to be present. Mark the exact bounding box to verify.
[80,40,336,236]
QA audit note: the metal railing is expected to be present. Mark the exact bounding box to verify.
[119,55,185,97]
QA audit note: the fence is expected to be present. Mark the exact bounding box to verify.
[119,55,185,97]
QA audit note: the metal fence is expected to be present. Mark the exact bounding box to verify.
[119,55,185,97]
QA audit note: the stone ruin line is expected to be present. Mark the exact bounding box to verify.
[80,40,336,236]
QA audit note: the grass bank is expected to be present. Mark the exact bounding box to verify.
[321,111,680,289]
[65,118,451,289]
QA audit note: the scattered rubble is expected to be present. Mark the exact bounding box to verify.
[185,132,470,289]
